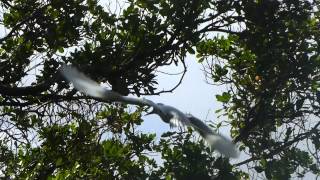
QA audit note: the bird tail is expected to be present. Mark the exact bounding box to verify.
[187,114,239,158]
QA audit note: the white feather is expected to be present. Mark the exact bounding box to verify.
[60,65,107,99]
[205,134,239,158]
[187,114,239,158]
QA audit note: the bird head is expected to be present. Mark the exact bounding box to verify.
[144,103,170,121]
[145,107,157,116]
[145,103,164,115]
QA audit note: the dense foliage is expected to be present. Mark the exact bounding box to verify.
[0,0,319,179]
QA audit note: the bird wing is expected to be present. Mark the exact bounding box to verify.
[60,64,159,108]
[162,105,191,128]
[60,64,111,99]
[186,114,239,158]
[169,116,183,128]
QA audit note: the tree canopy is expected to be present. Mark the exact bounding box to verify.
[0,0,319,179]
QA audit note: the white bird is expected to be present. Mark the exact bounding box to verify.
[60,65,239,158]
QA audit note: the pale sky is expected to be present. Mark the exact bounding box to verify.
[138,54,231,139]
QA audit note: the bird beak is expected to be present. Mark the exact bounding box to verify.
[145,108,156,116]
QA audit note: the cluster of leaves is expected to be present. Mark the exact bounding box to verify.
[0,0,249,178]
[197,0,320,178]
[0,105,247,179]
[1,0,320,179]
[154,130,248,179]
[1,106,157,179]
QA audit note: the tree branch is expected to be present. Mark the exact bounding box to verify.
[234,121,320,166]
[0,4,49,44]
[0,73,60,97]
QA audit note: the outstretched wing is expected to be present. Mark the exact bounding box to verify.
[60,64,158,108]
[60,64,110,99]
[186,114,239,158]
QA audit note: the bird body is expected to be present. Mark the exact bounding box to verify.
[152,103,192,128]
[60,65,239,158]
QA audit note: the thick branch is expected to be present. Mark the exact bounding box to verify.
[0,73,60,97]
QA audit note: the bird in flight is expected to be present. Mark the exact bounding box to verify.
[60,65,239,158]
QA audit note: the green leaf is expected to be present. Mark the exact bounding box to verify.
[254,166,264,173]
[216,92,231,103]
[58,47,64,53]
[187,46,195,54]
[56,157,63,166]
[165,174,172,180]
